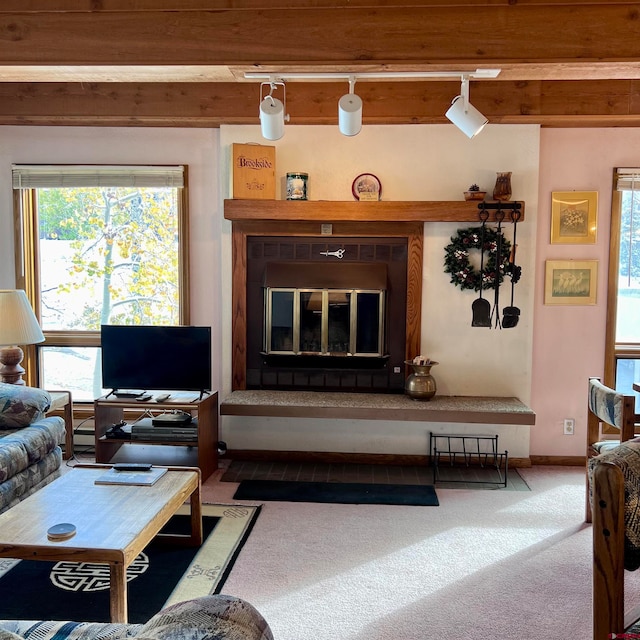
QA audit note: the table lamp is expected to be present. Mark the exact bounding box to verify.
[0,290,45,385]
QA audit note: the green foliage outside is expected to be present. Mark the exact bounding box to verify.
[38,186,180,331]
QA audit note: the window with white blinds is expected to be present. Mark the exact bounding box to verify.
[12,165,185,189]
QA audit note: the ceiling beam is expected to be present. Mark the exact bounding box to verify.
[0,79,639,128]
[0,4,638,67]
[0,3,638,127]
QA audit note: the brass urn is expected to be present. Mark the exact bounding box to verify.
[404,360,438,401]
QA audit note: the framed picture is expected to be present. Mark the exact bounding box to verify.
[550,191,597,244]
[544,260,598,305]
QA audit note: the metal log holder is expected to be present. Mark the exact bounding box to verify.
[429,432,508,488]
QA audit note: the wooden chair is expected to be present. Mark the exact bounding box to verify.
[585,377,637,523]
[591,442,640,639]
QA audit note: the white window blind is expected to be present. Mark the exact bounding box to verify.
[12,165,185,189]
[615,168,640,191]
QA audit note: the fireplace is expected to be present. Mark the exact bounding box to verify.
[246,236,409,392]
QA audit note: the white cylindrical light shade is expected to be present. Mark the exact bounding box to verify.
[338,93,363,136]
[0,290,44,346]
[445,95,488,139]
[260,97,285,140]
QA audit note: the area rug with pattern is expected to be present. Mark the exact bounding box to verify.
[0,503,260,624]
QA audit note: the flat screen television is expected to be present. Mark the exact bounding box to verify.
[101,325,212,393]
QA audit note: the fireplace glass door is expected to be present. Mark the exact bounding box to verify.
[265,287,385,357]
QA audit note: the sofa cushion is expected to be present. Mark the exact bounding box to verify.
[137,595,274,640]
[0,384,51,429]
[0,417,65,483]
[0,448,63,513]
[0,619,142,639]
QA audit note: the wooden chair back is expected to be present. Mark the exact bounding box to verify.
[585,377,637,522]
[591,458,626,639]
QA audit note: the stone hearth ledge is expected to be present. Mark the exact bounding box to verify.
[220,391,535,426]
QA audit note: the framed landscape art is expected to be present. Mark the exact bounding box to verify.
[544,260,598,305]
[550,191,598,244]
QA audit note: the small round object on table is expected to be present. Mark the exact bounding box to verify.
[47,523,76,541]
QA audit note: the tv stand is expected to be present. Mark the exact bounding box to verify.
[94,391,218,481]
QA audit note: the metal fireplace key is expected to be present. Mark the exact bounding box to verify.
[320,249,345,259]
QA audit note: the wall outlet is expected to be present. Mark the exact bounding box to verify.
[563,418,575,435]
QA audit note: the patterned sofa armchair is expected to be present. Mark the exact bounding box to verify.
[590,441,640,639]
[0,595,274,640]
[0,383,66,513]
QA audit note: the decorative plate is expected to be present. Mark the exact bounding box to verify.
[352,173,382,201]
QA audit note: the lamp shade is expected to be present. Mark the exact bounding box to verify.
[260,97,286,141]
[338,93,363,136]
[445,95,488,139]
[0,290,44,347]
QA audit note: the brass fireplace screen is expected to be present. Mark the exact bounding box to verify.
[264,288,386,357]
[262,261,387,359]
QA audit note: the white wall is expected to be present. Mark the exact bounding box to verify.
[219,124,540,402]
[218,124,539,458]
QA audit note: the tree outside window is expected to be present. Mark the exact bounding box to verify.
[13,165,188,400]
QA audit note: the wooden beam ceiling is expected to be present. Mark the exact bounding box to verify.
[1,2,640,127]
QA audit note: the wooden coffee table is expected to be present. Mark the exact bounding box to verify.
[0,465,202,623]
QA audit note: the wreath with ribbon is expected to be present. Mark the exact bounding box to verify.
[443,226,512,292]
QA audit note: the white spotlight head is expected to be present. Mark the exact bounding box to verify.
[338,93,363,136]
[260,96,286,140]
[445,95,488,139]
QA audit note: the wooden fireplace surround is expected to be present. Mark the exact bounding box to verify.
[224,199,525,391]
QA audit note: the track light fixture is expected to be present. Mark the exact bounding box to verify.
[338,76,362,137]
[247,69,499,140]
[445,75,488,139]
[259,80,289,141]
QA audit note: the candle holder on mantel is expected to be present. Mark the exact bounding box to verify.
[493,171,512,202]
[404,359,438,401]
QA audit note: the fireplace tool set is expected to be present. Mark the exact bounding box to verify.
[472,203,522,329]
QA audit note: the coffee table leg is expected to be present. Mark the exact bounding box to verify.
[190,483,203,546]
[110,562,128,623]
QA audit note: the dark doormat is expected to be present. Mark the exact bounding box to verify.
[233,479,439,506]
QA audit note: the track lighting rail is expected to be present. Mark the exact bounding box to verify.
[245,70,501,82]
[250,70,499,140]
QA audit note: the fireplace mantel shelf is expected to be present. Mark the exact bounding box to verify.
[224,199,525,223]
[221,391,536,426]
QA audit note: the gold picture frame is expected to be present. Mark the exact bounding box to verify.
[550,191,598,244]
[544,260,598,305]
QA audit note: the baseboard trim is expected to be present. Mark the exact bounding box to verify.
[226,449,532,468]
[530,455,585,466]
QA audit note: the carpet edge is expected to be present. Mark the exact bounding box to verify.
[213,504,262,594]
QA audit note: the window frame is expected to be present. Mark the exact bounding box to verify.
[605,168,640,390]
[12,165,191,394]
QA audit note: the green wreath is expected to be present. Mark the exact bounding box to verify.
[443,226,512,292]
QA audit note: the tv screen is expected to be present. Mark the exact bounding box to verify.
[101,325,212,393]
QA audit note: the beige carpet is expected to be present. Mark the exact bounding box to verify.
[200,465,640,640]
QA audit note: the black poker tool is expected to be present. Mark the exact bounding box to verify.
[502,209,522,328]
[471,209,492,327]
[491,209,506,329]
